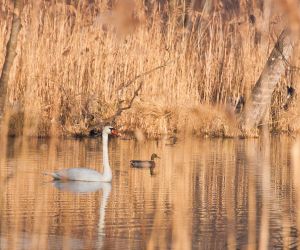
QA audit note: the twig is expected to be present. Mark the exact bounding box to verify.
[88,57,175,132]
[88,81,144,131]
[117,59,172,91]
[109,81,144,123]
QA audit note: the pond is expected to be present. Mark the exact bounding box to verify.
[0,135,298,249]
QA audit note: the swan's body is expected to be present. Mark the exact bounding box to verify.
[48,168,106,182]
[44,126,117,182]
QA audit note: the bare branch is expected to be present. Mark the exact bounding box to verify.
[240,28,294,134]
[88,81,144,132]
[88,59,173,132]
[117,59,171,91]
[109,81,144,123]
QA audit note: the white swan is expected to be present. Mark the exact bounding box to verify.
[44,126,118,182]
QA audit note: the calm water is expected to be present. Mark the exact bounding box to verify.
[0,136,298,249]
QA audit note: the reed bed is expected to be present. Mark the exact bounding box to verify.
[0,0,299,138]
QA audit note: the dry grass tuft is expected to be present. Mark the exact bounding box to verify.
[117,101,239,138]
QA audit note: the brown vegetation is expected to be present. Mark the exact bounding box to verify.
[0,0,299,138]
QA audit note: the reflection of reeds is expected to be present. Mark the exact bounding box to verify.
[225,144,236,250]
[292,140,300,248]
[0,2,300,137]
[0,134,298,249]
[247,140,256,250]
[0,137,112,249]
[258,129,270,250]
[172,137,192,250]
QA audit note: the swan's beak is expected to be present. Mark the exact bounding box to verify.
[111,129,119,136]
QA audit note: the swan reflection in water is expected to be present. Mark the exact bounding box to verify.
[53,180,111,193]
[52,180,111,248]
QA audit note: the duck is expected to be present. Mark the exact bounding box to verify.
[130,153,160,169]
[44,126,118,182]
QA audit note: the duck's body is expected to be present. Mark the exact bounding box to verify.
[130,153,160,169]
[130,160,155,168]
[44,126,117,182]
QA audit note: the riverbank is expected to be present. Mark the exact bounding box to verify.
[3,100,300,139]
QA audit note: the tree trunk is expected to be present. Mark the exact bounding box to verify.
[240,29,294,134]
[0,0,23,115]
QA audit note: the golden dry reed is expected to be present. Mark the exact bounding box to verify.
[0,0,300,138]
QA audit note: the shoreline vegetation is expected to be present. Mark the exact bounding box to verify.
[0,1,300,139]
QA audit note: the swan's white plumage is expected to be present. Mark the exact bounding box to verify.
[44,126,115,182]
[47,168,107,182]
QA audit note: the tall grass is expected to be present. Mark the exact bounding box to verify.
[0,0,299,138]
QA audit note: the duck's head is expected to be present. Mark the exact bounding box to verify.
[151,153,160,161]
[103,126,119,136]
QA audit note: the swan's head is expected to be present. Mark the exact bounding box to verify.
[103,126,119,136]
[151,153,160,161]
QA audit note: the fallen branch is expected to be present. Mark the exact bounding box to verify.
[240,28,295,134]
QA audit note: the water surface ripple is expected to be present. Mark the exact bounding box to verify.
[0,137,298,249]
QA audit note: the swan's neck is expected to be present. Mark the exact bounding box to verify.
[102,133,112,181]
